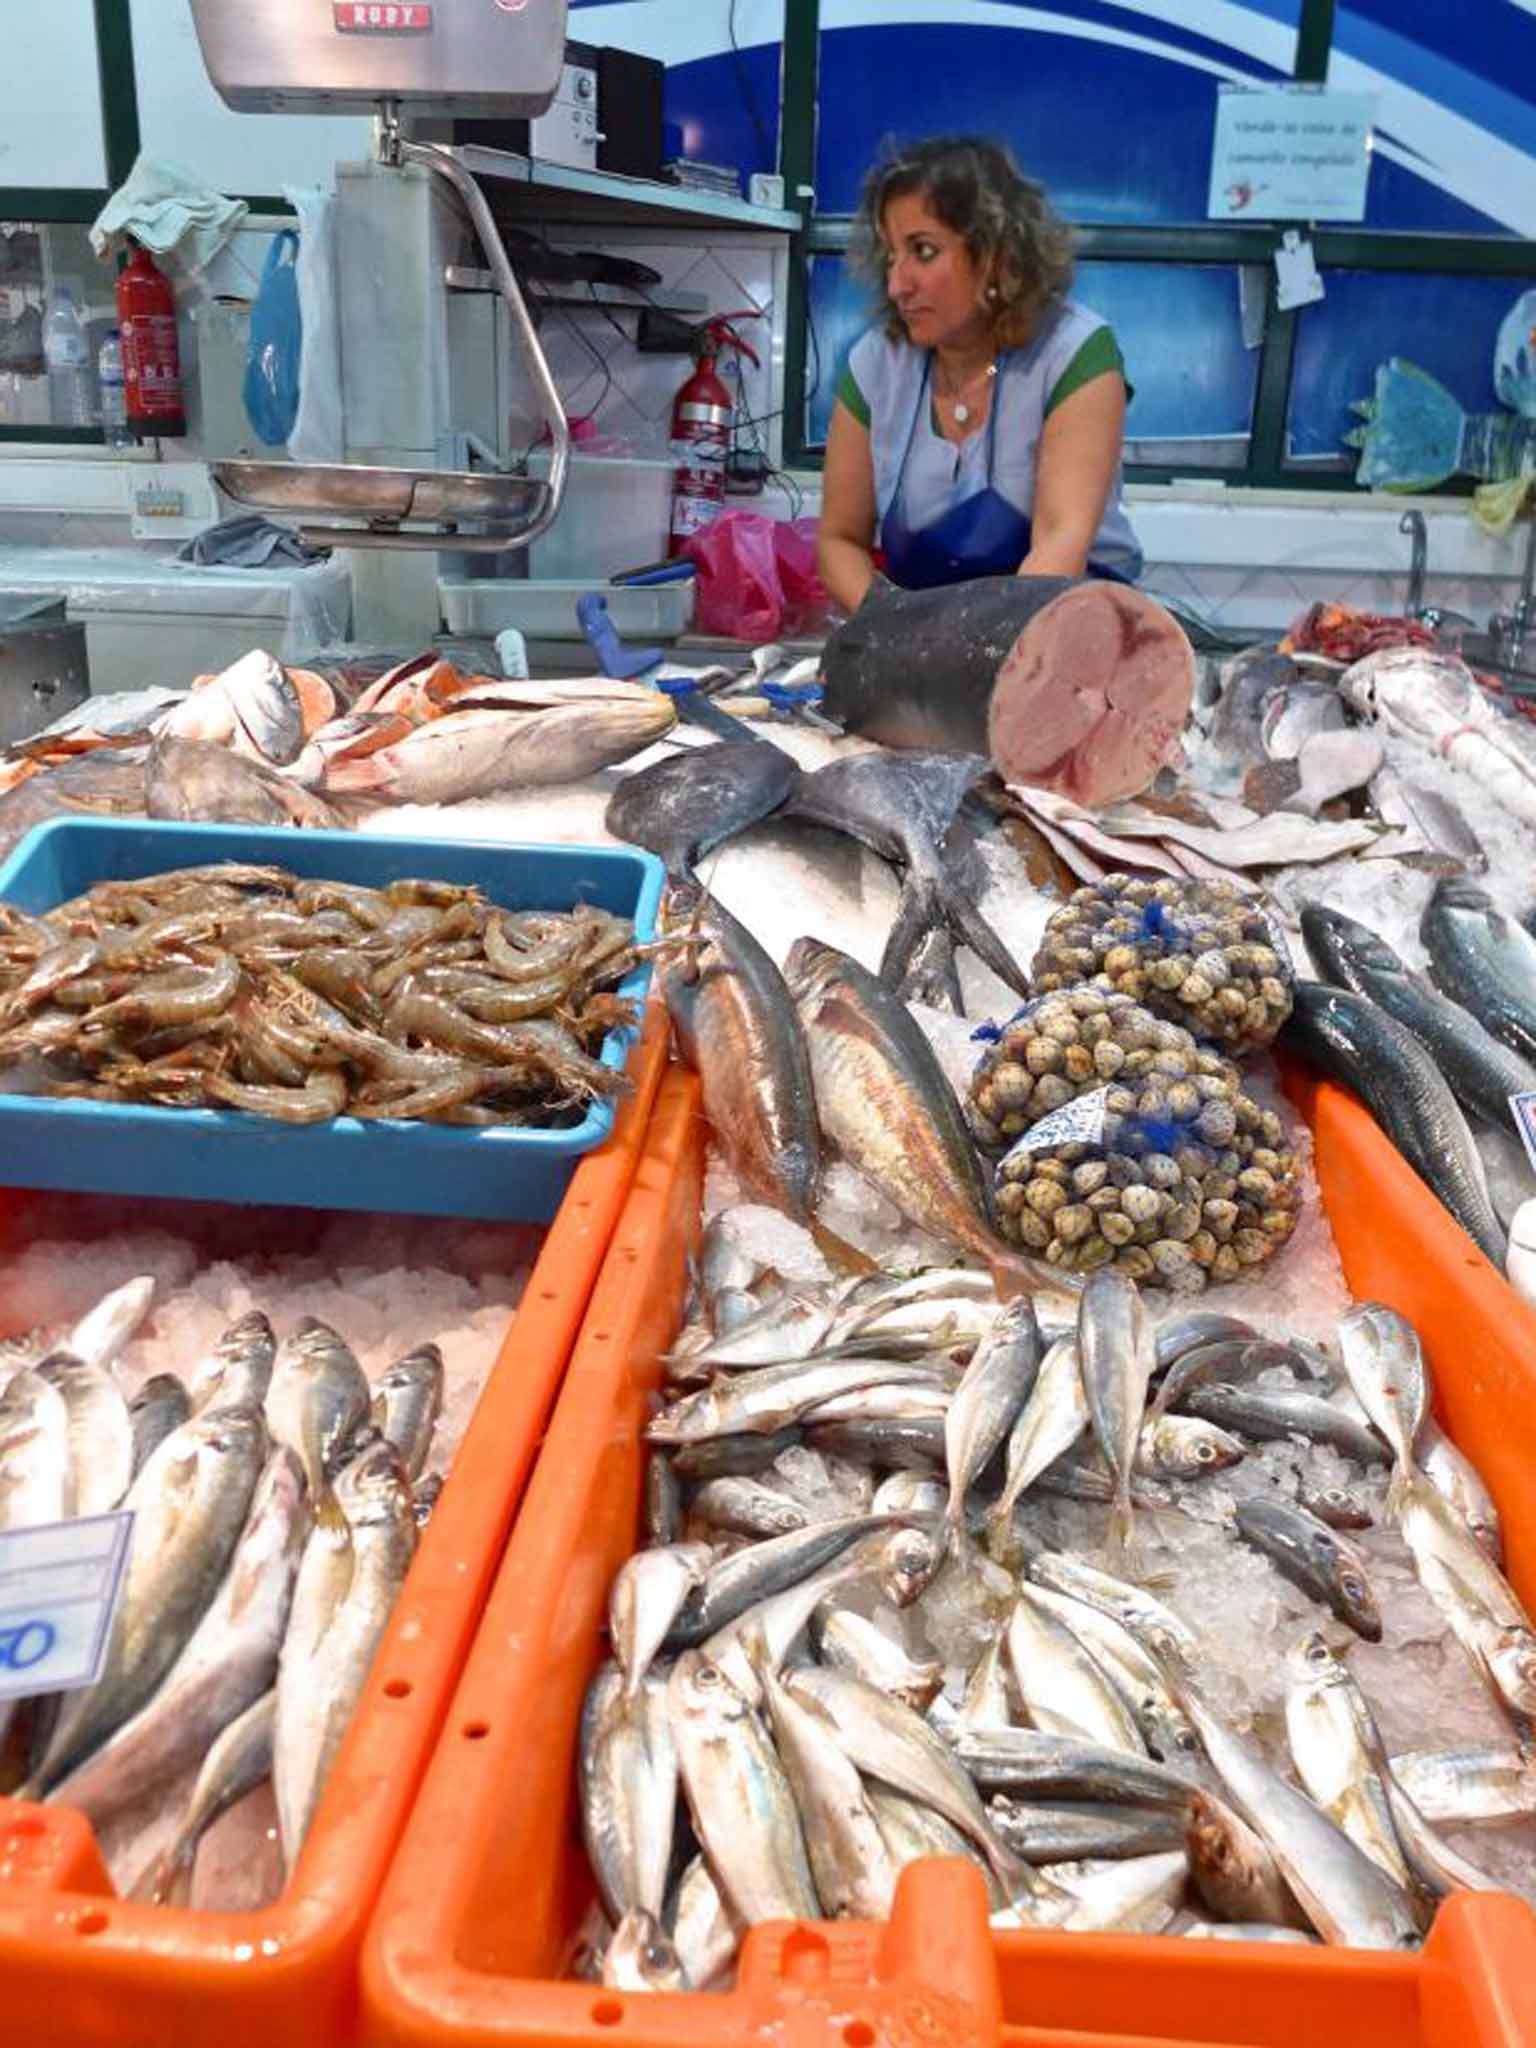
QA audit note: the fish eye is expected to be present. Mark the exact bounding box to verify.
[1196,1442,1217,1464]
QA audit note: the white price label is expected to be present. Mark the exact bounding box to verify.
[0,1511,132,1700]
[1001,1086,1111,1169]
[1510,1092,1536,1177]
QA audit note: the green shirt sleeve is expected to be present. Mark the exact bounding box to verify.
[836,358,871,429]
[1045,325,1129,416]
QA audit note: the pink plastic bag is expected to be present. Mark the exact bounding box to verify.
[686,511,829,642]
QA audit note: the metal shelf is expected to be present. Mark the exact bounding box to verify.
[443,264,708,315]
[447,145,802,233]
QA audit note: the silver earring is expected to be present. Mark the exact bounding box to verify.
[986,285,999,302]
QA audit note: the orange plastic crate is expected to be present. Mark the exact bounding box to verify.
[0,1008,670,2048]
[361,1056,1536,2048]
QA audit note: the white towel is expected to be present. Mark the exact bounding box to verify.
[90,153,248,275]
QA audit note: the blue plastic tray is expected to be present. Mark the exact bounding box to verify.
[0,818,664,1221]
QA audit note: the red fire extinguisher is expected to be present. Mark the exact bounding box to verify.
[116,241,186,440]
[668,313,761,555]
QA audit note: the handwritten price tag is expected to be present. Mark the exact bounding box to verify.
[0,1512,132,1700]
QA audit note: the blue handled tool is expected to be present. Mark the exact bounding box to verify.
[576,592,663,679]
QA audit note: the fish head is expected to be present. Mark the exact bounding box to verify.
[1152,1416,1245,1475]
[1327,1545,1383,1642]
[782,934,846,1004]
[379,1344,444,1395]
[334,1436,413,1527]
[223,1309,276,1355]
[1185,1790,1252,1876]
[1285,1627,1349,1690]
[877,1522,944,1606]
[602,1909,689,1994]
[669,1647,754,1732]
[1430,876,1496,922]
[192,1400,271,1469]
[1300,1483,1372,1531]
[1486,1629,1536,1716]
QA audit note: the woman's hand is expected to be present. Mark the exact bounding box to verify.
[818,399,880,612]
[1016,371,1127,579]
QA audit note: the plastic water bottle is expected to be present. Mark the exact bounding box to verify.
[97,329,132,446]
[43,287,94,427]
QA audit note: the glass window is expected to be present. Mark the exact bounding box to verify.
[1286,269,1521,471]
[0,225,111,433]
[813,2,1299,223]
[1333,4,1535,236]
[804,252,872,447]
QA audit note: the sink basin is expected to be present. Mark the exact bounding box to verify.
[1444,630,1536,695]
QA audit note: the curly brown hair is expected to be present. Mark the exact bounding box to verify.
[851,135,1075,351]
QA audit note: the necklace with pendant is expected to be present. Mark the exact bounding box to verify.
[940,357,996,425]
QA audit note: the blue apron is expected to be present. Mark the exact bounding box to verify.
[879,353,1129,590]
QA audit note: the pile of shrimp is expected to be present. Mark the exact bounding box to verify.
[0,863,638,1127]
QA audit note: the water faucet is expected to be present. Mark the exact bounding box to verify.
[1400,509,1428,617]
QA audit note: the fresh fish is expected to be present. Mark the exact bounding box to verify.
[1380,1773,1504,1900]
[1175,1683,1420,1948]
[807,1416,945,1473]
[1005,1586,1148,1756]
[666,1854,738,1990]
[991,1795,1186,1863]
[713,1288,762,1336]
[1185,1788,1304,1927]
[1302,902,1536,1132]
[1281,980,1506,1265]
[1235,1497,1383,1643]
[797,1379,952,1427]
[669,1292,837,1373]
[1298,1481,1374,1532]
[952,1727,1194,1808]
[1182,1921,1318,1944]
[785,937,1038,1274]
[650,1359,943,1445]
[952,1630,1014,1736]
[0,1368,71,1529]
[830,1268,1000,1341]
[411,1471,444,1530]
[580,1664,678,1924]
[129,1690,276,1907]
[943,1297,1041,1536]
[66,1274,154,1373]
[785,1663,1024,1890]
[1419,1416,1502,1562]
[755,1648,897,1918]
[188,1310,276,1414]
[1153,1312,1257,1371]
[814,1604,944,1711]
[1394,1464,1536,1730]
[1025,1584,1196,1761]
[1336,1303,1431,1469]
[785,750,1029,995]
[689,1476,810,1539]
[646,1452,683,1546]
[601,1909,689,1993]
[1181,1382,1389,1466]
[1390,1743,1536,1825]
[1261,680,1349,763]
[1368,764,1485,874]
[605,737,796,877]
[265,1318,371,1505]
[666,1514,909,1647]
[984,1336,1090,1559]
[660,879,821,1221]
[1078,1269,1154,1562]
[698,1216,764,1304]
[1025,1552,1201,1674]
[145,735,294,829]
[1283,1633,1411,1889]
[1421,876,1536,1064]
[1199,648,1301,794]
[870,1472,947,1516]
[164,649,306,765]
[371,1343,444,1480]
[1281,727,1384,818]
[1042,1849,1190,1934]
[1339,645,1536,834]
[1152,1337,1327,1425]
[274,1439,417,1860]
[127,1373,192,1478]
[49,1447,306,1825]
[320,681,677,803]
[1136,1413,1245,1479]
[33,1404,269,1791]
[610,1542,714,1696]
[673,1426,804,1481]
[668,1649,819,1922]
[869,1786,1010,1908]
[34,1348,134,1516]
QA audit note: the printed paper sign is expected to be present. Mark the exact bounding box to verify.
[1002,1086,1110,1169]
[0,1511,132,1701]
[1511,1092,1536,1177]
[1209,86,1377,223]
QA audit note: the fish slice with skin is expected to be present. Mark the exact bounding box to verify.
[668,1648,819,1923]
[274,1439,417,1863]
[128,1689,276,1908]
[1078,1268,1154,1565]
[944,1296,1041,1541]
[32,1403,269,1792]
[48,1446,307,1826]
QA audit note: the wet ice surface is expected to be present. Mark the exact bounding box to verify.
[0,1187,539,1912]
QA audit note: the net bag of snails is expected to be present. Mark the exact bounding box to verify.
[1029,874,1294,1055]
[968,986,1242,1153]
[992,1075,1302,1293]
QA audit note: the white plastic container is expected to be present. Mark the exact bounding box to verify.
[525,454,676,582]
[438,574,693,641]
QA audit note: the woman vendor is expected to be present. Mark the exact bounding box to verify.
[818,136,1143,611]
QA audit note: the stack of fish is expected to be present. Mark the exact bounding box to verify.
[0,1273,444,1904]
[0,862,635,1127]
[577,1252,1533,1987]
[1285,878,1536,1268]
[0,649,677,857]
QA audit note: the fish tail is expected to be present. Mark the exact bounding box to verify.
[941,884,1032,998]
[879,876,942,989]
[1107,1489,1136,1573]
[1384,1457,1417,1522]
[129,1837,196,1907]
[808,1217,881,1277]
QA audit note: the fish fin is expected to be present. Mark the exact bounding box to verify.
[879,877,941,988]
[989,1250,1080,1302]
[129,1839,195,1907]
[1106,1489,1136,1575]
[940,883,1032,998]
[808,1217,882,1277]
[1384,1458,1418,1522]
